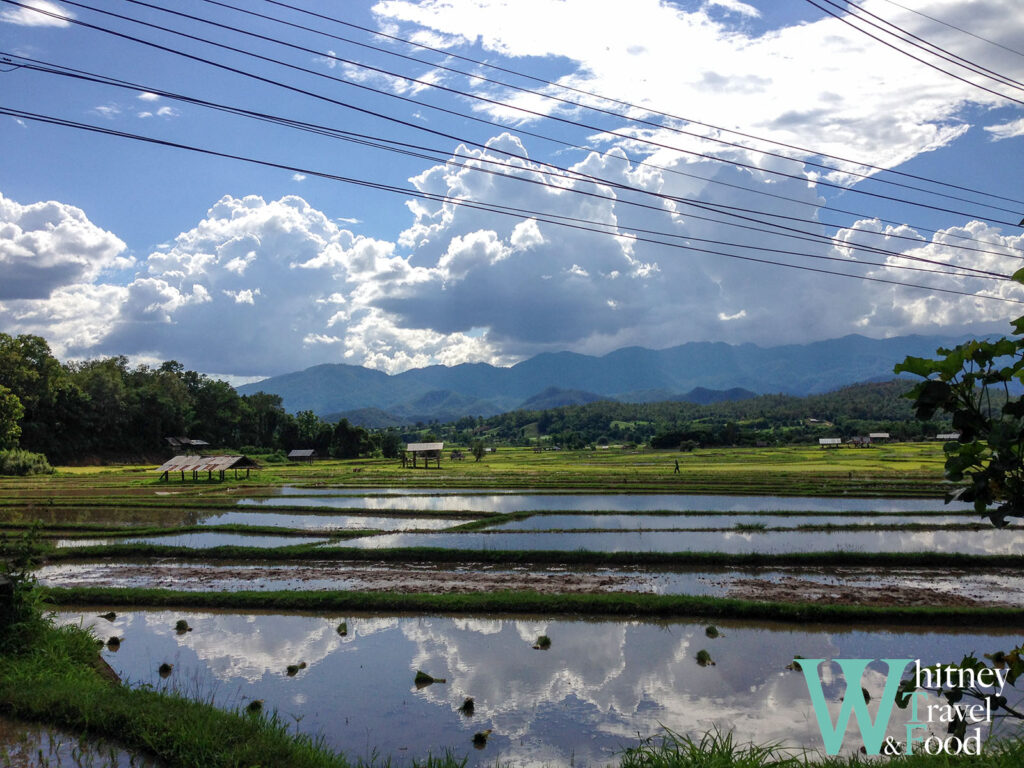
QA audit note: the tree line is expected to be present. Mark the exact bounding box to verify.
[0,334,402,463]
[416,380,953,449]
[0,333,955,465]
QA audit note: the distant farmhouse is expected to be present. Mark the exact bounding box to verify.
[165,436,209,454]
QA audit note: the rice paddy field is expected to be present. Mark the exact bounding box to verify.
[4,443,1024,766]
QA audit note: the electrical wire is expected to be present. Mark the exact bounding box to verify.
[6,0,1021,261]
[264,0,1024,208]
[802,0,1024,107]
[13,0,1021,229]
[8,52,1019,277]
[875,0,1024,61]
[193,0,1018,216]
[4,104,1020,304]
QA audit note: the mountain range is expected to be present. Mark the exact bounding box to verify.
[237,333,972,424]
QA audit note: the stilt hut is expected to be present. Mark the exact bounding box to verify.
[157,455,261,481]
[404,442,444,468]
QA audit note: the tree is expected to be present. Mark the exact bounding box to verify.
[0,386,23,449]
[895,325,1024,527]
[330,418,369,459]
[471,439,485,462]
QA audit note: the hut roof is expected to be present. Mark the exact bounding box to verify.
[406,442,444,452]
[156,455,260,473]
[288,449,316,458]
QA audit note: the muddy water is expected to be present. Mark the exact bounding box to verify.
[487,513,984,530]
[0,715,160,767]
[196,511,468,530]
[239,492,973,513]
[36,562,1024,607]
[121,532,331,548]
[330,528,1024,555]
[59,610,1024,768]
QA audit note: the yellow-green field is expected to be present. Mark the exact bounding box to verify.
[0,441,953,501]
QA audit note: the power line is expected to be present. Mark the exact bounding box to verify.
[19,0,1022,228]
[9,53,1019,278]
[194,0,1019,216]
[4,105,1019,304]
[110,0,1024,225]
[802,0,1024,107]
[875,0,1024,61]
[264,0,1024,208]
[7,0,1022,258]
[836,0,1024,92]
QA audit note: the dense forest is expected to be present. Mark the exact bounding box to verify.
[0,333,950,465]
[0,333,401,464]
[417,379,952,449]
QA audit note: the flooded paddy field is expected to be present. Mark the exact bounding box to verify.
[20,472,1024,765]
[237,490,976,514]
[56,609,1024,767]
[329,527,1023,555]
[0,715,160,767]
[484,512,989,530]
[37,561,1024,607]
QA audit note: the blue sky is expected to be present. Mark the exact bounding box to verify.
[2,0,1024,380]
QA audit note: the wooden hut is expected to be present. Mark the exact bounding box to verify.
[157,455,260,481]
[403,442,444,468]
[287,449,317,464]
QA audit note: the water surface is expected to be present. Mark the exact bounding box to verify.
[335,529,1023,555]
[59,610,1023,767]
[239,492,971,514]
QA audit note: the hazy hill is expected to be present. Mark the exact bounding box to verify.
[238,333,971,421]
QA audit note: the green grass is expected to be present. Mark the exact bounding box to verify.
[619,728,1024,767]
[0,605,464,768]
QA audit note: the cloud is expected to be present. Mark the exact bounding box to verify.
[371,0,1024,184]
[705,0,760,17]
[92,104,122,120]
[292,173,307,182]
[0,0,72,26]
[155,106,179,118]
[2,124,1022,377]
[0,192,130,300]
[137,92,160,102]
[985,118,1024,141]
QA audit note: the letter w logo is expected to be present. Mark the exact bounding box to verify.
[799,658,913,755]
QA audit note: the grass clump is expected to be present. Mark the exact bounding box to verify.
[0,448,54,476]
[619,728,1024,767]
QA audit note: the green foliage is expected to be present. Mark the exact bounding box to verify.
[421,380,943,449]
[0,384,23,449]
[895,333,1024,526]
[0,523,49,652]
[0,449,53,476]
[620,728,798,768]
[471,439,486,461]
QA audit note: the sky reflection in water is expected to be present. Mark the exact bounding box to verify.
[63,611,1023,768]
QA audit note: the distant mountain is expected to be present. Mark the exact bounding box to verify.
[238,333,974,421]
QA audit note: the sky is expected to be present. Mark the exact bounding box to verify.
[2,0,1024,382]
